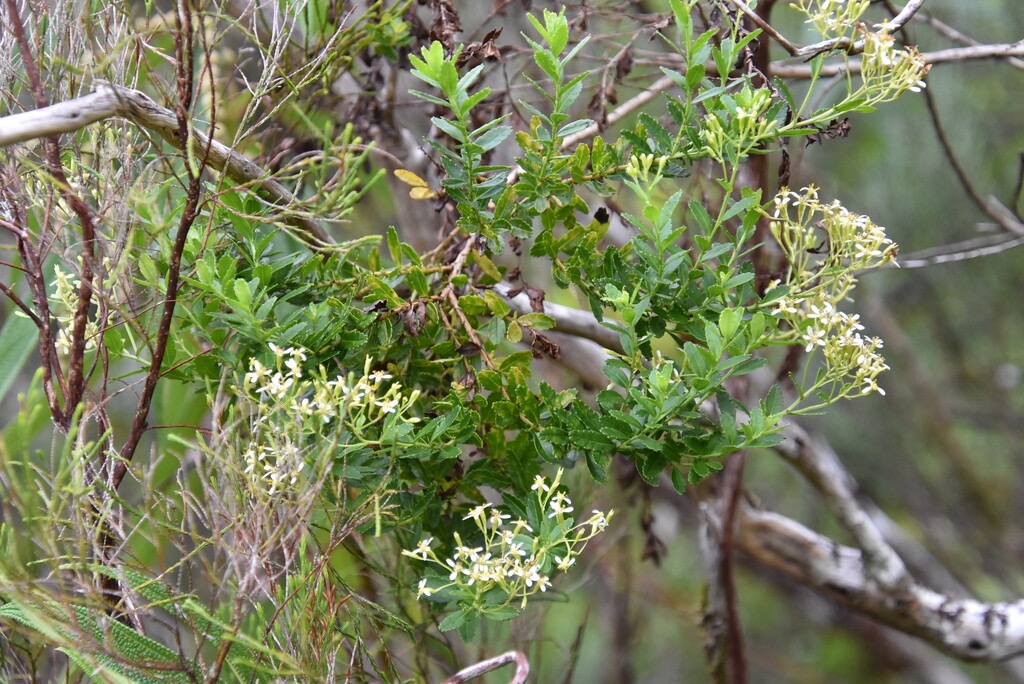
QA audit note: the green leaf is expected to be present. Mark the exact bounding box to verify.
[517,312,556,330]
[506,320,523,343]
[639,112,673,152]
[474,124,513,152]
[635,435,663,452]
[540,426,569,444]
[431,117,467,143]
[569,428,614,451]
[670,467,687,493]
[688,200,713,233]
[718,307,743,340]
[366,275,407,308]
[439,609,469,632]
[532,50,561,81]
[473,253,504,283]
[386,226,402,266]
[585,449,611,483]
[232,279,252,310]
[557,119,595,138]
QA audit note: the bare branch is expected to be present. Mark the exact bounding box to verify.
[894,232,1024,269]
[0,83,332,247]
[912,11,1024,70]
[771,40,1024,78]
[736,502,1024,661]
[723,0,799,56]
[773,421,911,591]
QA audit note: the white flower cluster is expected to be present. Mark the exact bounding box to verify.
[860,30,929,99]
[771,185,896,281]
[789,1,929,105]
[765,186,895,397]
[402,468,612,609]
[239,346,420,494]
[790,0,871,37]
[50,264,100,355]
[769,290,888,396]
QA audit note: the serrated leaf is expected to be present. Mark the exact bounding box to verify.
[598,416,632,441]
[438,609,469,632]
[585,449,610,483]
[569,429,613,451]
[540,426,569,444]
[718,307,743,340]
[635,435,662,452]
[670,467,687,493]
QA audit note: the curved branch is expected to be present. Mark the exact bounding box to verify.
[736,502,1024,661]
[773,421,910,591]
[0,83,332,247]
[442,651,529,684]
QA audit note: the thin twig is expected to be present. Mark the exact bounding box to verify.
[723,0,798,55]
[895,232,1024,268]
[112,0,206,490]
[771,40,1024,78]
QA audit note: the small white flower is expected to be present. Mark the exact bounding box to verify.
[590,511,610,533]
[405,537,433,560]
[861,377,886,396]
[803,327,827,352]
[376,396,400,414]
[446,559,464,581]
[548,491,575,518]
[464,504,490,523]
[489,508,511,528]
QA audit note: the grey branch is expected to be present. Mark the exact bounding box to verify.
[736,502,1024,661]
[773,421,911,591]
[0,83,330,246]
[772,40,1024,78]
